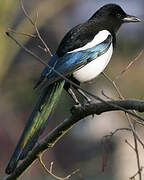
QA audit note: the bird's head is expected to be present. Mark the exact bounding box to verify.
[90,4,141,32]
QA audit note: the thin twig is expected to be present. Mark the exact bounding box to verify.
[102,72,123,99]
[135,120,144,127]
[125,139,136,151]
[20,0,52,56]
[126,116,142,180]
[20,0,34,25]
[7,28,36,38]
[34,11,53,56]
[104,128,131,138]
[127,116,144,146]
[110,128,131,136]
[101,90,115,100]
[133,125,142,180]
[130,167,143,180]
[116,50,143,80]
[38,45,48,53]
[102,127,131,172]
[38,154,79,180]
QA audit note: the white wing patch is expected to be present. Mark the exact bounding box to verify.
[68,30,111,53]
[73,44,113,83]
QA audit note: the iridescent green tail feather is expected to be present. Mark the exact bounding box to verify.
[5,80,65,174]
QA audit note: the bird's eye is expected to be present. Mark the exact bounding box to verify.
[117,13,121,18]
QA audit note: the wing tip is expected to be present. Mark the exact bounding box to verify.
[34,76,45,89]
[5,159,18,174]
[5,146,24,174]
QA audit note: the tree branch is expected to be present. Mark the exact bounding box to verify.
[3,99,144,180]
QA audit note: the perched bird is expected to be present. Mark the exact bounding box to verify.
[6,4,141,174]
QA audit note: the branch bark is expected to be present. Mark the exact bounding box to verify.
[3,99,144,180]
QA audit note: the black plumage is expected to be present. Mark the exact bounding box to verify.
[57,4,139,57]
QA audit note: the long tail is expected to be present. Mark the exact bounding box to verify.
[5,80,65,174]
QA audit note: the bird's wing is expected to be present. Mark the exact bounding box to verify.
[51,34,112,77]
[36,34,112,88]
[56,23,91,57]
[34,54,59,88]
[56,21,106,57]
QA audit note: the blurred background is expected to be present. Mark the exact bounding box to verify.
[0,0,144,179]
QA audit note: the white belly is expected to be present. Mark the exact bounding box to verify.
[73,44,113,83]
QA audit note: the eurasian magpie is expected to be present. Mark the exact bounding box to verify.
[6,3,141,174]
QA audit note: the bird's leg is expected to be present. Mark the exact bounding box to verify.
[74,87,95,117]
[67,87,80,105]
[69,76,92,104]
[64,82,81,107]
[75,88,91,104]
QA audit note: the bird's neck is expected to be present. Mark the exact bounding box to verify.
[88,19,119,47]
[89,17,122,34]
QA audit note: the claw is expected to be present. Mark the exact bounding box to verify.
[84,100,95,118]
[71,103,83,114]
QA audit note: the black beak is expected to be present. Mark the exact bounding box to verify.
[123,15,141,23]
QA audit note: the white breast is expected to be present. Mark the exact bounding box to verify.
[73,44,113,83]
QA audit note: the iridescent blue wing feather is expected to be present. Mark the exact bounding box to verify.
[40,35,112,85]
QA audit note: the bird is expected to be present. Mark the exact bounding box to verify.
[5,3,141,174]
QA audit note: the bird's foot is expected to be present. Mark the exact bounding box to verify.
[83,99,95,118]
[71,102,83,114]
[84,98,93,106]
